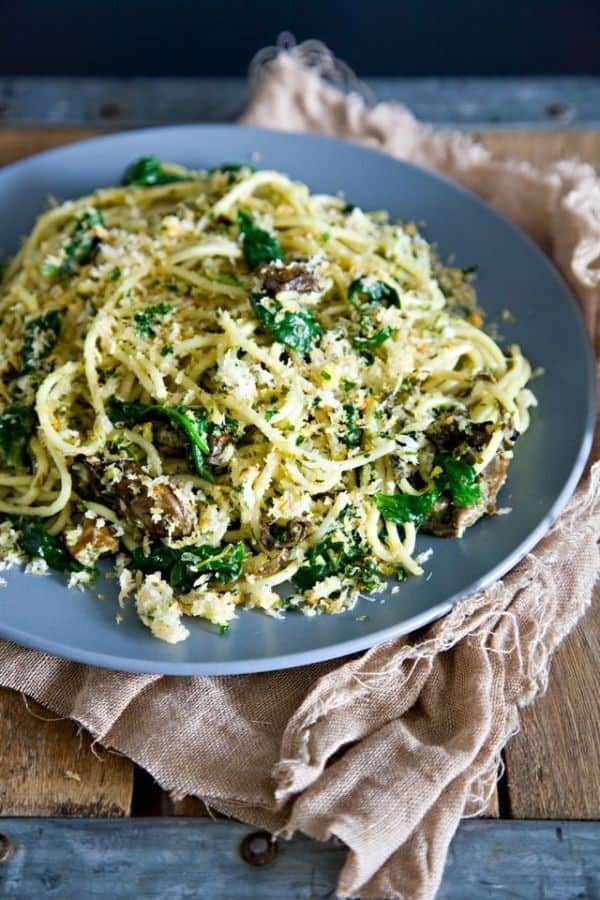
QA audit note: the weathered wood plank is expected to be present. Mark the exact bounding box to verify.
[503,601,600,819]
[1,76,600,128]
[0,819,597,899]
[0,688,133,817]
[474,130,600,821]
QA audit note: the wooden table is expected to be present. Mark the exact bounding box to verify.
[0,77,599,899]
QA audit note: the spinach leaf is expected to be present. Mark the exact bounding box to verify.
[348,277,399,310]
[210,162,257,174]
[294,534,379,592]
[21,311,61,373]
[42,209,105,278]
[134,302,172,337]
[340,404,362,448]
[438,455,481,507]
[131,540,246,592]
[250,294,321,354]
[0,405,35,468]
[122,156,191,187]
[237,210,283,268]
[16,516,97,577]
[375,488,441,528]
[108,397,214,482]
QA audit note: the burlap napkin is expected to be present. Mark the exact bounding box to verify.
[1,40,600,900]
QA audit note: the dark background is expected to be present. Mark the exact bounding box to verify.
[1,0,598,76]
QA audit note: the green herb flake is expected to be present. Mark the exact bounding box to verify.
[342,379,357,392]
[340,404,362,448]
[134,302,172,338]
[265,409,278,421]
[42,209,105,279]
[320,370,332,381]
[218,624,231,636]
[237,210,283,269]
[108,266,121,281]
[21,311,61,373]
[160,345,173,357]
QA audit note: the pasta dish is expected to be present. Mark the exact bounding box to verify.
[0,157,535,642]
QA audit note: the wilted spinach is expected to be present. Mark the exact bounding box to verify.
[16,516,96,577]
[0,405,35,468]
[237,210,283,268]
[42,209,105,278]
[250,294,321,354]
[294,534,380,592]
[122,156,191,187]
[108,397,214,481]
[131,540,246,592]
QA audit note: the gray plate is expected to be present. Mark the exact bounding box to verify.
[0,125,594,675]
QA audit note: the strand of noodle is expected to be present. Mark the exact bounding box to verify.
[212,171,305,218]
[36,363,108,456]
[168,240,241,265]
[365,506,422,575]
[0,439,71,517]
[165,264,246,300]
[119,429,162,476]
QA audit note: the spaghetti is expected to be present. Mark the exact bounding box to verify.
[0,158,535,642]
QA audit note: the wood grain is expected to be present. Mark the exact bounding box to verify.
[0,688,132,816]
[478,131,600,820]
[0,818,598,899]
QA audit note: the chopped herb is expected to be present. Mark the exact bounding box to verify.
[218,624,231,635]
[16,516,97,577]
[265,409,278,421]
[134,302,172,337]
[42,209,105,278]
[165,283,180,293]
[108,266,121,281]
[355,327,393,353]
[295,435,305,446]
[340,404,362,448]
[320,232,330,243]
[348,277,399,310]
[342,379,357,392]
[122,156,191,187]
[342,202,356,214]
[0,405,35,468]
[294,534,379,591]
[131,540,246,593]
[160,345,173,357]
[108,397,214,482]
[250,294,321,354]
[237,210,283,268]
[375,488,441,528]
[438,455,481,507]
[320,370,332,381]
[21,311,61,373]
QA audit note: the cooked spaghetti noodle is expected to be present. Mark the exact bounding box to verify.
[0,158,535,642]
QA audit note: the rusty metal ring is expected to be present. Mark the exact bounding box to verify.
[239,830,278,867]
[0,833,14,864]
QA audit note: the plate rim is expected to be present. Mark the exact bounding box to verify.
[0,123,595,675]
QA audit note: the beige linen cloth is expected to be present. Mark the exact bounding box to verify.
[1,41,600,900]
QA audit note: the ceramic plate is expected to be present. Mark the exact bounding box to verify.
[0,125,594,674]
